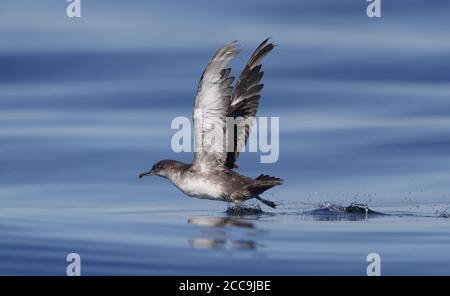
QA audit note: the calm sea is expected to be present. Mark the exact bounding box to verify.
[0,0,449,275]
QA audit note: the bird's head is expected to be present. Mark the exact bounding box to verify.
[139,159,180,179]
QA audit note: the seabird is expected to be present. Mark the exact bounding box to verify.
[139,39,283,208]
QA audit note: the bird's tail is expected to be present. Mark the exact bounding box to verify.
[254,174,283,187]
[248,174,283,208]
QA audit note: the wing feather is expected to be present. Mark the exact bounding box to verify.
[192,41,240,170]
[225,39,275,169]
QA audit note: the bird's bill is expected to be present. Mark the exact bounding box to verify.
[139,169,155,179]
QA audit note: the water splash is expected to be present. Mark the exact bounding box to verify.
[435,210,449,218]
[225,203,264,216]
[310,201,382,217]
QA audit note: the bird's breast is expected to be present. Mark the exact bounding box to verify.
[173,174,226,201]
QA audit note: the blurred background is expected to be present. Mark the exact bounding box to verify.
[0,0,450,275]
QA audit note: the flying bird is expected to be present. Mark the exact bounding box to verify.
[139,39,283,208]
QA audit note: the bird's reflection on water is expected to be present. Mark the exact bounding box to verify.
[187,216,260,250]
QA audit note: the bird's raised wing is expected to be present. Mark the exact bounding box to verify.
[192,41,240,170]
[225,39,275,169]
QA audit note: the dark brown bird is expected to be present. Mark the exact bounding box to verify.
[139,39,283,208]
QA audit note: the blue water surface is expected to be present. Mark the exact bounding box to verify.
[0,0,450,275]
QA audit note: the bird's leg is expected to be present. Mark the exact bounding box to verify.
[225,195,234,210]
